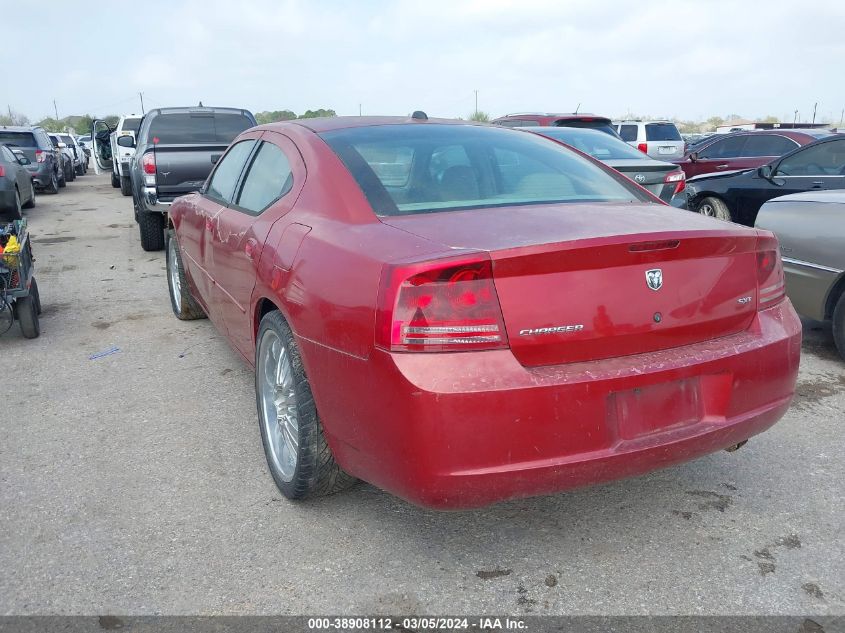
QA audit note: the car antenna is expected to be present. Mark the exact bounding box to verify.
[574,103,581,114]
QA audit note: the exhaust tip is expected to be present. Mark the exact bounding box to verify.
[725,440,748,453]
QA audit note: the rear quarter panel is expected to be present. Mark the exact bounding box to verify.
[755,199,845,320]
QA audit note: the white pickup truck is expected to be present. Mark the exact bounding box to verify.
[109,114,142,196]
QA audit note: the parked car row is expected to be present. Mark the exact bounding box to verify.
[0,124,93,219]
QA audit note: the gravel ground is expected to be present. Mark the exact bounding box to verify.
[1,172,842,616]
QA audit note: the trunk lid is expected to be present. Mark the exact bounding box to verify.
[381,203,759,366]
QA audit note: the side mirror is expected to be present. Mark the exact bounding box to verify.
[757,165,773,180]
[117,135,135,148]
[688,151,699,162]
[210,154,221,165]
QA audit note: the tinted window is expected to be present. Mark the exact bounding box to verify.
[236,142,293,213]
[742,135,798,157]
[59,135,74,144]
[205,140,256,203]
[322,124,646,217]
[699,136,747,159]
[777,139,845,176]
[645,123,682,141]
[122,118,141,132]
[0,132,36,147]
[496,120,534,128]
[0,145,17,162]
[554,120,618,136]
[619,125,638,142]
[148,112,253,144]
[531,128,646,160]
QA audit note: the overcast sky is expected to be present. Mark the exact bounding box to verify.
[4,0,844,123]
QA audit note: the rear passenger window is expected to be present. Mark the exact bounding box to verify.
[699,136,746,159]
[619,125,638,142]
[236,142,293,213]
[742,135,798,157]
[205,140,256,204]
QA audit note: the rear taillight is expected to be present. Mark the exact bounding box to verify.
[142,152,156,186]
[757,248,786,309]
[376,255,508,352]
[637,143,648,153]
[664,169,686,195]
[35,149,45,163]
[0,166,5,177]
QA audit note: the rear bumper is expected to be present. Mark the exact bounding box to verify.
[26,164,53,188]
[142,186,171,213]
[308,301,802,509]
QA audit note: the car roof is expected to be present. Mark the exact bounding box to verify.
[0,125,37,132]
[269,116,483,133]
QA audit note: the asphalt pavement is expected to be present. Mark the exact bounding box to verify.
[1,172,842,616]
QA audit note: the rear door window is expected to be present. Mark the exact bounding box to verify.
[619,125,638,142]
[149,112,254,144]
[742,135,799,157]
[205,140,256,204]
[0,132,36,147]
[235,141,294,213]
[121,118,142,132]
[645,123,682,141]
[777,139,845,176]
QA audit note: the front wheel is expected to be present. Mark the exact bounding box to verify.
[696,196,732,221]
[832,292,845,360]
[16,291,40,339]
[255,311,356,500]
[138,212,165,251]
[166,232,206,320]
[111,171,120,188]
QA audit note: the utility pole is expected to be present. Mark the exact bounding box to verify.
[139,92,145,114]
[53,99,59,121]
[812,102,818,125]
[793,110,798,125]
[359,103,362,116]
[474,89,478,116]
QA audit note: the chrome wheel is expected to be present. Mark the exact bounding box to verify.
[258,330,299,481]
[167,238,182,306]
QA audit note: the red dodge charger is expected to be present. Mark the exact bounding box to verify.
[166,115,801,509]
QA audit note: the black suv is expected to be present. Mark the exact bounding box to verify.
[0,125,63,193]
[123,106,256,250]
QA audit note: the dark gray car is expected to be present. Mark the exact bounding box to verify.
[525,126,687,205]
[0,126,61,194]
[755,190,845,358]
[124,106,256,250]
[0,144,36,219]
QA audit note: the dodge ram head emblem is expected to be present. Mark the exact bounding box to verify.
[645,268,663,291]
[634,174,646,183]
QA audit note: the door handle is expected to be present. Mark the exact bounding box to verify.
[811,181,824,187]
[714,164,729,170]
[244,238,259,260]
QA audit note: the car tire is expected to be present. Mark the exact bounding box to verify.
[166,231,206,320]
[832,292,845,360]
[111,171,120,188]
[696,196,732,221]
[75,163,84,176]
[255,310,357,500]
[120,175,131,196]
[58,170,66,188]
[66,162,75,182]
[32,277,42,315]
[22,184,35,209]
[138,212,165,251]
[16,290,40,339]
[45,172,59,194]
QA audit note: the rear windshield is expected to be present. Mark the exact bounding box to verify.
[531,128,648,160]
[147,112,253,144]
[122,118,141,132]
[59,135,74,144]
[321,124,646,216]
[0,131,35,147]
[645,123,682,141]
[554,120,617,136]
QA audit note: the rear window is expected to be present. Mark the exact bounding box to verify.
[147,112,253,144]
[532,128,648,160]
[554,119,617,136]
[645,123,682,141]
[321,124,647,217]
[0,131,35,147]
[121,118,141,132]
[619,125,638,142]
